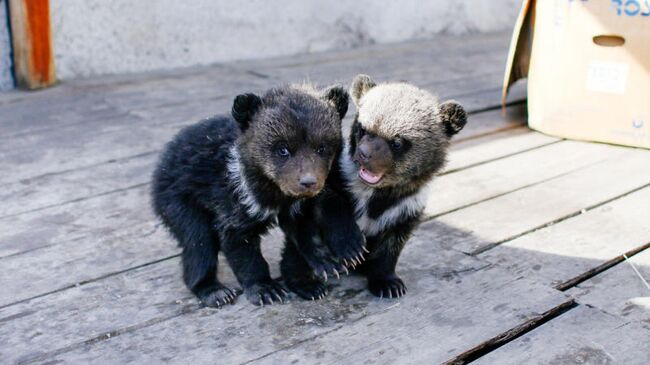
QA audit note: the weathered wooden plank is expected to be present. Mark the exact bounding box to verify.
[0,220,175,307]
[453,103,527,144]
[567,249,650,324]
[445,129,557,174]
[432,146,650,254]
[8,0,56,89]
[235,31,510,85]
[0,185,154,258]
[424,141,618,218]
[237,31,508,71]
[0,225,485,364]
[474,305,650,365]
[480,186,650,288]
[0,105,208,186]
[0,152,156,218]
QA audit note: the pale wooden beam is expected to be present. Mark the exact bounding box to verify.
[8,0,56,89]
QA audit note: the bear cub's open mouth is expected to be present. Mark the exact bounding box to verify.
[358,167,383,185]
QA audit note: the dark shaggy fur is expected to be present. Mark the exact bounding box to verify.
[151,85,348,307]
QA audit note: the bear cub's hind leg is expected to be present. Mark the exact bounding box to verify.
[171,205,239,308]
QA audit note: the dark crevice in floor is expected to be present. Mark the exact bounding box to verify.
[442,299,578,365]
[554,241,650,291]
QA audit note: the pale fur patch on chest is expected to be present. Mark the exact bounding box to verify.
[227,145,278,221]
[339,144,427,236]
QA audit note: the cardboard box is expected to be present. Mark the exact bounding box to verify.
[503,0,650,149]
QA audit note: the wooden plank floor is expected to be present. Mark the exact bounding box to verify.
[1,31,648,364]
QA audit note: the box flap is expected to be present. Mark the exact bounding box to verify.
[502,0,534,106]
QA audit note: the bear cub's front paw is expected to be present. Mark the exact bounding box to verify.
[244,279,288,306]
[325,226,368,268]
[285,275,328,301]
[368,275,407,299]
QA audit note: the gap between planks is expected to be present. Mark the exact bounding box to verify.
[470,181,650,256]
[441,299,578,365]
[554,241,650,291]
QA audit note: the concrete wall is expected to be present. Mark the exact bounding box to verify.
[0,0,13,91]
[0,0,521,86]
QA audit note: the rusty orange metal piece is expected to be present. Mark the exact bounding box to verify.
[9,0,56,89]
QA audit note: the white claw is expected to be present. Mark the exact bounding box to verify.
[323,271,328,282]
[362,246,370,253]
[343,259,349,266]
[259,299,264,307]
[343,266,349,275]
[333,269,340,279]
[311,296,315,301]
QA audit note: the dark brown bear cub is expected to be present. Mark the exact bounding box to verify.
[151,84,349,307]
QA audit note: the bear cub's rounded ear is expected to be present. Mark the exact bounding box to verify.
[439,101,467,137]
[232,93,262,131]
[323,86,349,120]
[350,74,376,106]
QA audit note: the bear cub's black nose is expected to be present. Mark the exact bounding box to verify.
[358,145,371,162]
[299,175,317,188]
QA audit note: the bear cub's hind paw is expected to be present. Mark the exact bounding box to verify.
[196,284,240,308]
[244,279,288,306]
[368,275,407,299]
[285,275,329,301]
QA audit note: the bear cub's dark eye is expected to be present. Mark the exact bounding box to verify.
[316,144,327,156]
[390,138,403,151]
[276,143,290,157]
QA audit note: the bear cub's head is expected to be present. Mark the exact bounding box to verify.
[348,74,467,190]
[233,84,349,198]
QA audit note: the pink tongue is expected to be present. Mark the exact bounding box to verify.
[359,168,382,184]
